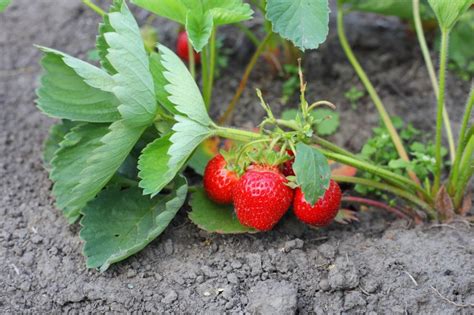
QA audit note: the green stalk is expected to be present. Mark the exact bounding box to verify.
[333,176,436,219]
[453,135,474,207]
[187,35,196,79]
[321,149,433,202]
[465,126,474,147]
[449,87,474,192]
[218,32,273,124]
[412,0,455,163]
[313,137,433,202]
[205,27,217,108]
[214,126,265,142]
[336,2,421,187]
[454,164,473,209]
[82,0,105,16]
[201,45,210,109]
[433,29,449,194]
[312,136,359,160]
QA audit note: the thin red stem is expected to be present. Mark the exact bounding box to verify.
[342,196,410,220]
[218,32,273,124]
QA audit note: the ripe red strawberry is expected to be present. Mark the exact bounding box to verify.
[203,154,239,204]
[281,149,295,176]
[293,180,342,227]
[176,31,201,64]
[233,165,294,231]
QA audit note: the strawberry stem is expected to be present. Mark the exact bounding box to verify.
[205,27,217,107]
[307,100,336,112]
[341,196,410,220]
[323,149,432,202]
[413,0,455,164]
[82,0,105,16]
[187,34,196,79]
[218,32,273,124]
[333,176,436,220]
[448,87,474,195]
[433,28,449,195]
[336,1,421,188]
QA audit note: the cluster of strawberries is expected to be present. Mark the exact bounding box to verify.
[203,153,342,231]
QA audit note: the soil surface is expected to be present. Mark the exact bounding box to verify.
[1,0,473,314]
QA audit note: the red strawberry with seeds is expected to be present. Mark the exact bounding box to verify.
[233,165,294,231]
[293,180,342,226]
[203,154,238,204]
[176,31,201,64]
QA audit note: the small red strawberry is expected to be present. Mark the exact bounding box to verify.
[176,31,201,64]
[203,154,238,204]
[293,180,342,227]
[233,165,294,231]
[281,149,295,176]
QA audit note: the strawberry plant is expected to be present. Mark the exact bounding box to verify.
[342,0,474,80]
[335,0,473,218]
[344,86,365,110]
[355,117,447,205]
[36,0,472,271]
[37,0,334,270]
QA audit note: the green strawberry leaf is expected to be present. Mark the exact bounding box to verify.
[313,108,340,136]
[158,44,211,125]
[0,0,12,12]
[139,116,211,197]
[266,0,330,51]
[340,0,434,20]
[54,120,146,222]
[43,120,78,169]
[132,0,252,50]
[281,109,299,121]
[80,175,188,272]
[428,0,472,30]
[189,188,256,233]
[169,116,212,169]
[185,10,214,52]
[96,0,123,74]
[132,0,252,25]
[446,11,474,79]
[293,143,331,206]
[104,1,157,126]
[138,133,176,196]
[131,0,188,24]
[36,48,120,123]
[50,123,110,222]
[204,0,253,25]
[149,52,179,115]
